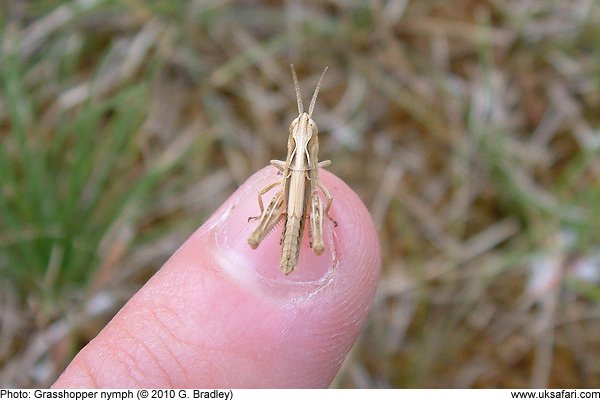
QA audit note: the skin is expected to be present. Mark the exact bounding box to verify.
[52,167,381,388]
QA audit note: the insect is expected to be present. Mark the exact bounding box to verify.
[247,65,335,275]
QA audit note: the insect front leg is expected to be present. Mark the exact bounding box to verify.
[248,190,285,249]
[270,159,286,172]
[248,180,282,221]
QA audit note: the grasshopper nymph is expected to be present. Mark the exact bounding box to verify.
[248,65,335,275]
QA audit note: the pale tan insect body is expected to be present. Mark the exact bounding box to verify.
[248,66,334,275]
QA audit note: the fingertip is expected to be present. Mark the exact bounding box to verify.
[212,166,381,382]
[54,166,381,388]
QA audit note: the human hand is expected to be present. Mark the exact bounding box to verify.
[53,167,381,388]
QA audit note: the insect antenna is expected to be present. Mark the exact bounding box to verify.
[290,64,303,115]
[308,67,328,117]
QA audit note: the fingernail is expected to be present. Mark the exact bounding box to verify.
[211,169,338,297]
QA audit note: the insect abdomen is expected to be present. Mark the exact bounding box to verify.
[280,218,303,274]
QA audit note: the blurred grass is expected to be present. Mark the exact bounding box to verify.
[1,0,600,388]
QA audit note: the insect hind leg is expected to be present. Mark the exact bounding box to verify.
[309,191,325,255]
[248,190,285,249]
